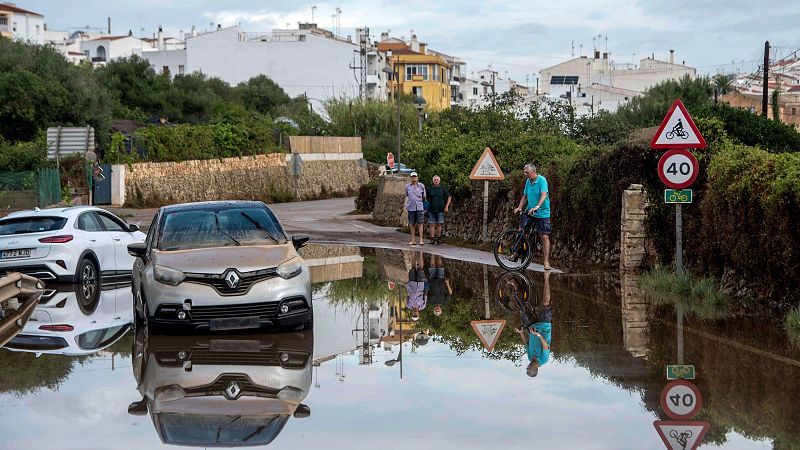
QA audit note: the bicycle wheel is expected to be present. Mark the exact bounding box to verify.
[666,131,675,139]
[494,229,533,271]
[494,271,534,312]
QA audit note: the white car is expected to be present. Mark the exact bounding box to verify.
[4,283,133,356]
[0,206,146,308]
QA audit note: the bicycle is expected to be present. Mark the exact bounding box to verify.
[665,129,689,140]
[494,212,539,271]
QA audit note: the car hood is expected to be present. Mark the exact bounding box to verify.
[154,244,297,274]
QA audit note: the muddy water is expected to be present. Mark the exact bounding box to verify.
[0,245,797,449]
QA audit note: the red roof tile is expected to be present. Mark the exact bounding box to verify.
[0,2,43,16]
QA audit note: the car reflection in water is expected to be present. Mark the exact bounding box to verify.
[4,282,133,355]
[128,324,313,447]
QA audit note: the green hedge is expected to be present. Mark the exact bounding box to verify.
[133,122,281,162]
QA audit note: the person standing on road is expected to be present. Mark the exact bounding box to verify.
[515,271,552,377]
[405,172,426,246]
[513,163,552,270]
[426,175,451,245]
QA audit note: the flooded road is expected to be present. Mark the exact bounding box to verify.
[1,245,798,449]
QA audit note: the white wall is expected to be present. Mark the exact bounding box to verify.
[80,36,146,63]
[185,26,363,113]
[140,49,187,76]
[10,12,44,44]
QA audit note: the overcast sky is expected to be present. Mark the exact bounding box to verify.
[23,0,800,83]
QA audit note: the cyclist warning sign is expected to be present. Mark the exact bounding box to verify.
[470,320,506,352]
[469,147,505,180]
[653,421,710,450]
[650,99,707,149]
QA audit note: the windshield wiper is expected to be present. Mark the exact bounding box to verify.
[240,212,280,244]
[214,213,241,246]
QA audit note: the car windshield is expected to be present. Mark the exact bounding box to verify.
[158,207,286,251]
[0,217,67,236]
[157,413,289,446]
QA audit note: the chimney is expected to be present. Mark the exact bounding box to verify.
[217,24,222,30]
[128,29,132,37]
[410,34,419,53]
[594,50,600,59]
[419,43,427,54]
[602,52,608,59]
[669,49,674,64]
[380,31,389,42]
[107,17,111,35]
[157,26,164,50]
[191,25,197,37]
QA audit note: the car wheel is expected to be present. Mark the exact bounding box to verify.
[76,258,100,314]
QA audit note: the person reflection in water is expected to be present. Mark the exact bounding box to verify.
[516,271,552,377]
[428,254,452,317]
[406,251,428,322]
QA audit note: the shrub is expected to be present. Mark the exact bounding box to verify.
[638,266,731,320]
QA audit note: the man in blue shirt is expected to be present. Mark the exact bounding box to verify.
[513,163,552,270]
[515,271,552,377]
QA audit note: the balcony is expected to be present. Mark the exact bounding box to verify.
[91,56,107,63]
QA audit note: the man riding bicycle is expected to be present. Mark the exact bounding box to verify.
[672,118,684,134]
[512,163,552,270]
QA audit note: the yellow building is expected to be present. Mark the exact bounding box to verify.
[378,36,451,110]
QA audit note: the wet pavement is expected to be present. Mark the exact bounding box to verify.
[1,245,799,449]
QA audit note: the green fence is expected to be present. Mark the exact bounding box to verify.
[37,168,62,208]
[0,171,37,191]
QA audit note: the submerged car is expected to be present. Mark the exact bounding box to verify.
[128,327,313,447]
[129,201,311,332]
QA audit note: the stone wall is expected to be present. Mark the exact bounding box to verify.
[0,191,38,210]
[372,175,410,227]
[124,153,369,207]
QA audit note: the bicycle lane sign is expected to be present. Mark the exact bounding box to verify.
[649,99,707,149]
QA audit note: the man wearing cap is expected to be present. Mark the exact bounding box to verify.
[405,172,427,245]
[513,163,552,270]
[406,251,427,321]
[426,175,451,245]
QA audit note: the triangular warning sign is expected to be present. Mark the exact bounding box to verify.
[470,320,506,352]
[649,99,707,149]
[469,147,505,180]
[653,421,710,450]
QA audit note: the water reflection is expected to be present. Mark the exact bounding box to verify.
[4,283,132,356]
[128,324,313,447]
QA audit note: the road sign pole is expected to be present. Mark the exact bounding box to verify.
[483,265,490,319]
[482,180,489,242]
[676,203,683,365]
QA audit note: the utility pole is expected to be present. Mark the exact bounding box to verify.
[359,27,369,101]
[763,40,770,117]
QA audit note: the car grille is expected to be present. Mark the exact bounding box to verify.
[189,301,280,321]
[184,268,278,296]
[183,374,280,399]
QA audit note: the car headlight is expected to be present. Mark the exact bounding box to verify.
[277,258,303,279]
[154,265,186,286]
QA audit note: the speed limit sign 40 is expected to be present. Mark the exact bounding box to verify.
[660,379,702,420]
[658,149,699,189]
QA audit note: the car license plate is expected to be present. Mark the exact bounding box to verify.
[1,249,32,259]
[209,316,260,331]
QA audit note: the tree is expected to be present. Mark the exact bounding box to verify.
[772,89,781,122]
[616,75,715,127]
[234,75,292,115]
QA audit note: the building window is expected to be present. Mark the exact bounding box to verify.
[412,86,423,97]
[162,66,170,76]
[35,24,40,34]
[298,35,305,41]
[473,87,478,95]
[432,64,439,81]
[792,107,797,116]
[0,17,7,26]
[406,64,428,81]
[178,65,185,75]
[13,22,17,32]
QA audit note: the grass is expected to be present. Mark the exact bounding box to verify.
[638,265,731,320]
[784,306,800,348]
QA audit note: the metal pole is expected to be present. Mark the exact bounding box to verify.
[763,41,770,117]
[676,203,683,365]
[482,180,489,242]
[417,112,423,132]
[398,289,403,380]
[483,265,490,319]
[395,78,401,167]
[677,302,684,365]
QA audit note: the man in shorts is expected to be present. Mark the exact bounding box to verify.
[426,175,452,245]
[515,271,552,377]
[428,254,452,317]
[513,163,552,270]
[405,172,426,245]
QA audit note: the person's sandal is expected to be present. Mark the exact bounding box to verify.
[419,240,425,245]
[544,263,552,270]
[408,241,416,245]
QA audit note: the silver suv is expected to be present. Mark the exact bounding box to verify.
[129,201,311,332]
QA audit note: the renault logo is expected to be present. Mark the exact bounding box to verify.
[224,270,240,289]
[224,381,241,400]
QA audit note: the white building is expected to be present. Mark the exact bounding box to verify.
[80,34,147,64]
[457,68,528,108]
[540,49,696,114]
[139,24,390,112]
[0,2,44,44]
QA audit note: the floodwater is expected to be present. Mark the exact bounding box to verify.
[1,245,799,450]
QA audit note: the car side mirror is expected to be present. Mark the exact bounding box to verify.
[292,234,310,249]
[128,399,148,416]
[293,404,311,419]
[128,242,147,259]
[128,224,140,233]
